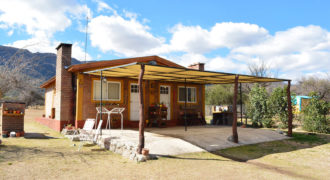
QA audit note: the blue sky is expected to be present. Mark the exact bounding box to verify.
[0,0,329,81]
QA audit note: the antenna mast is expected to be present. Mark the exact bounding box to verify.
[84,16,89,63]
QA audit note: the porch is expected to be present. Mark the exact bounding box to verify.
[95,126,289,155]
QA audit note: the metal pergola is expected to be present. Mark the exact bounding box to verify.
[84,62,293,154]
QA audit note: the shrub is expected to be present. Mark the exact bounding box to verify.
[302,93,329,133]
[248,84,273,127]
[268,86,293,128]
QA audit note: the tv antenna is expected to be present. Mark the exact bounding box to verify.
[84,16,89,63]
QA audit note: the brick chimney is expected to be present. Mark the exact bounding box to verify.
[54,43,73,127]
[188,62,205,71]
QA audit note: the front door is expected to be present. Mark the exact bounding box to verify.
[160,85,171,120]
[130,83,139,121]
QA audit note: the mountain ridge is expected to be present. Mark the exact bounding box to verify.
[0,45,82,82]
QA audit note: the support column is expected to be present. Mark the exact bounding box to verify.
[138,64,145,154]
[287,80,293,137]
[184,78,187,131]
[232,75,239,143]
[75,73,84,128]
[240,82,243,124]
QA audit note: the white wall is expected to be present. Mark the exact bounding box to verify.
[45,86,55,118]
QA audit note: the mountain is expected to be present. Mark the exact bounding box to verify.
[0,45,82,82]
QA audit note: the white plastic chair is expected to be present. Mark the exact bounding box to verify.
[78,120,103,151]
[96,107,110,129]
[106,108,125,131]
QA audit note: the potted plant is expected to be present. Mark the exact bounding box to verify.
[2,131,8,138]
[3,108,8,115]
[66,124,73,130]
[16,132,21,137]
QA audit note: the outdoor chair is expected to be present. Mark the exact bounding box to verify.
[73,118,95,136]
[78,120,103,151]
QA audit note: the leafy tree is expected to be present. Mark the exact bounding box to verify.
[205,84,234,105]
[268,86,292,128]
[302,92,329,133]
[293,75,330,102]
[247,84,273,127]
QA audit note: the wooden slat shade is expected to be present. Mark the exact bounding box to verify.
[84,62,289,84]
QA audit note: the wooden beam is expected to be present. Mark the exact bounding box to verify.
[137,64,145,154]
[287,80,293,137]
[232,75,239,143]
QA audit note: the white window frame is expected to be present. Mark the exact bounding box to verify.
[93,80,121,101]
[178,86,197,103]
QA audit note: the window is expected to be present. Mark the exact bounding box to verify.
[131,84,139,93]
[93,80,121,101]
[178,87,196,103]
[160,86,169,94]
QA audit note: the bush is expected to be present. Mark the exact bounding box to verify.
[268,86,292,128]
[302,93,329,133]
[248,84,273,127]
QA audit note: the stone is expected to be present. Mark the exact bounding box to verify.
[129,153,136,161]
[276,129,283,134]
[104,140,111,150]
[70,136,80,141]
[110,143,116,152]
[136,154,147,162]
[122,149,131,158]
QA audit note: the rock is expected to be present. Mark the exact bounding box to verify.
[129,153,136,161]
[110,143,116,152]
[122,149,131,158]
[70,136,80,141]
[136,154,147,162]
[276,129,283,134]
[104,140,110,150]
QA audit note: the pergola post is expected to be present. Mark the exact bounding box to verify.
[184,78,187,131]
[232,75,239,143]
[287,80,293,137]
[240,82,243,124]
[137,64,145,154]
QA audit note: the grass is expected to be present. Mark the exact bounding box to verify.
[0,109,329,179]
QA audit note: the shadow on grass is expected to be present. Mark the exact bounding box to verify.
[154,154,228,161]
[213,132,329,162]
[24,133,58,139]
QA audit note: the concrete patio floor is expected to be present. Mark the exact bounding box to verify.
[98,125,289,156]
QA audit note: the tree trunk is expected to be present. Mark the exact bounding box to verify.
[137,64,145,154]
[232,75,239,143]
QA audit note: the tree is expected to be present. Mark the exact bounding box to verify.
[0,44,43,105]
[302,92,329,133]
[205,84,233,105]
[268,86,292,128]
[205,84,248,106]
[294,75,330,102]
[247,84,273,127]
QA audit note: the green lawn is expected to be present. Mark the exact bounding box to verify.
[0,110,329,179]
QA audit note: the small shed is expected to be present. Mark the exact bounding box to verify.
[0,101,25,135]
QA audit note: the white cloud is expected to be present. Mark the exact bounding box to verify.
[168,22,269,54]
[0,0,92,60]
[93,0,116,14]
[89,15,164,56]
[231,25,330,77]
[0,0,89,38]
[7,30,13,36]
